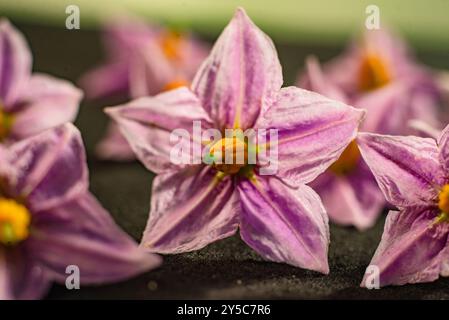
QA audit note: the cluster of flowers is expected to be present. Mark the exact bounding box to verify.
[1,8,448,299]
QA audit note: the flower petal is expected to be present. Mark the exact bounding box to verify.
[298,56,347,102]
[361,208,449,287]
[141,165,239,253]
[191,8,282,129]
[0,19,31,109]
[28,192,161,285]
[6,124,88,212]
[95,122,136,161]
[438,123,449,172]
[10,74,82,140]
[238,176,329,273]
[128,41,175,98]
[256,86,364,184]
[0,248,49,300]
[78,62,130,100]
[357,132,444,208]
[106,87,213,174]
[313,167,385,230]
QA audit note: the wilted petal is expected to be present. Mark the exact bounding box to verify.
[0,19,31,109]
[96,122,136,161]
[192,8,282,129]
[0,248,49,300]
[256,86,364,184]
[361,208,449,287]
[141,166,239,253]
[28,193,161,284]
[238,176,329,273]
[7,124,88,212]
[357,132,444,208]
[11,74,82,140]
[106,87,213,174]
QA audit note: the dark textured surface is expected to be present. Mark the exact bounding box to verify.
[12,20,449,299]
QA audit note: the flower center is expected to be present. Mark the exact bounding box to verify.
[162,79,189,92]
[329,140,361,176]
[209,137,249,174]
[358,53,391,92]
[0,107,14,142]
[160,30,183,61]
[0,198,31,246]
[436,185,449,223]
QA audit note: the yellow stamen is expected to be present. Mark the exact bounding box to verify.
[209,136,248,175]
[162,79,189,92]
[0,107,14,142]
[0,198,31,246]
[438,185,449,215]
[160,30,183,61]
[329,140,361,176]
[358,53,391,91]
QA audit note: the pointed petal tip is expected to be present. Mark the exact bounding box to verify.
[104,106,120,119]
[234,7,248,18]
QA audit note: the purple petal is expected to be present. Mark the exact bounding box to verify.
[313,166,385,230]
[27,192,161,284]
[10,74,82,140]
[128,41,175,98]
[95,122,136,161]
[6,124,88,212]
[361,208,449,287]
[0,19,32,111]
[106,87,213,174]
[0,248,49,300]
[357,132,445,208]
[78,62,130,100]
[238,176,329,273]
[191,8,282,129]
[0,19,31,109]
[141,166,239,253]
[438,123,449,172]
[256,86,364,184]
[298,56,347,102]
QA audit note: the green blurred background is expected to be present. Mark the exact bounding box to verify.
[1,0,449,50]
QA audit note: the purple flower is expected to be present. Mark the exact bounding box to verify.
[107,8,364,273]
[0,124,161,299]
[0,19,82,145]
[79,18,209,161]
[298,28,442,230]
[357,125,449,287]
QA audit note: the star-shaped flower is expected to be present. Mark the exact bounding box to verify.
[358,124,449,287]
[0,124,160,299]
[0,19,81,145]
[107,8,364,272]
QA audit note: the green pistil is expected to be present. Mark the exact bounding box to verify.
[435,212,449,224]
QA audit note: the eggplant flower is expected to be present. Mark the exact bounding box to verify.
[107,8,364,273]
[79,19,209,161]
[0,19,81,145]
[299,28,442,230]
[357,125,449,287]
[0,124,161,299]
